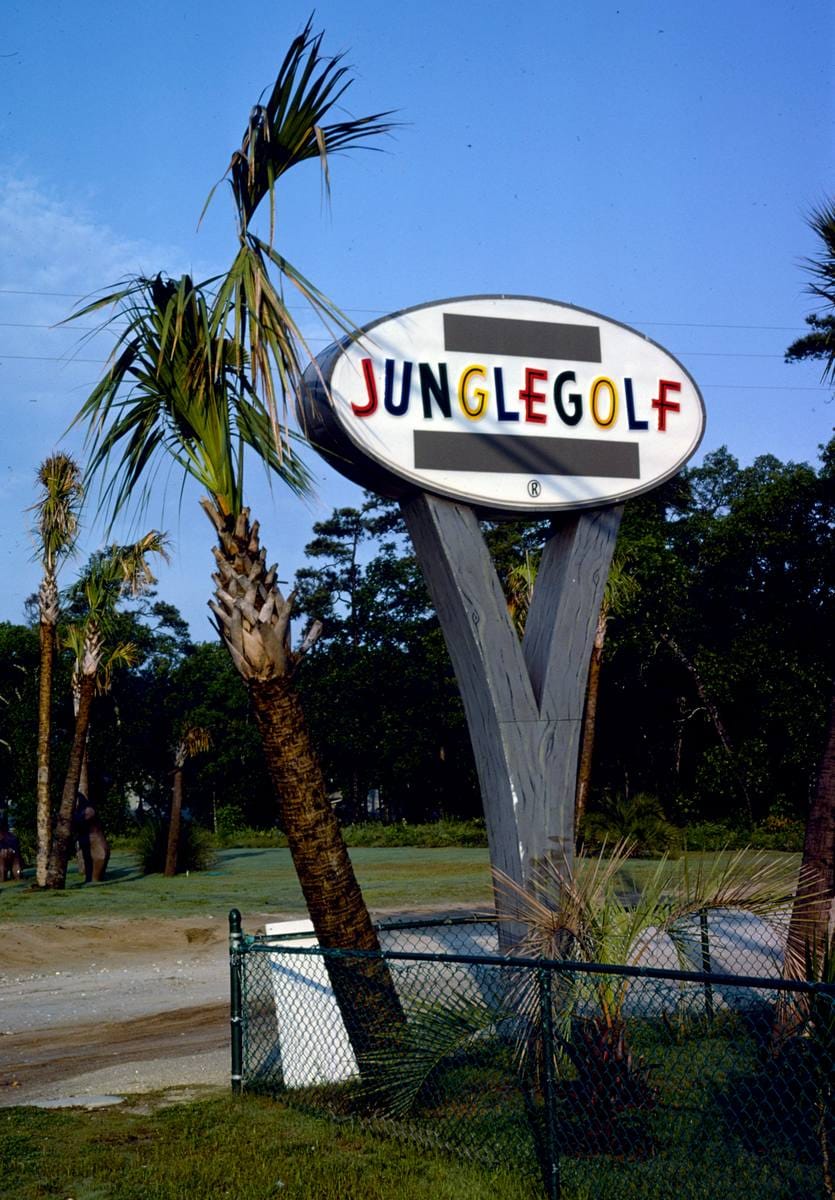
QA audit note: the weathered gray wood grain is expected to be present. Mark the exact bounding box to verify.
[401,493,622,920]
[521,506,623,879]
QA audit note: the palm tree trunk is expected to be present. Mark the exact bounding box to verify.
[35,618,56,886]
[79,744,90,800]
[786,681,835,974]
[205,500,404,1065]
[249,672,404,1060]
[165,768,183,877]
[575,612,606,836]
[45,673,96,889]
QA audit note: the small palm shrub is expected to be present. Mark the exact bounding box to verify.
[579,792,679,857]
[136,818,216,874]
[493,842,808,1155]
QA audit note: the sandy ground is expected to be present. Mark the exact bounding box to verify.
[0,915,261,1108]
[0,905,789,1110]
[0,906,479,1109]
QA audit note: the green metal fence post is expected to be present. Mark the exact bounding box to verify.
[699,907,715,1022]
[229,908,244,1095]
[538,966,561,1200]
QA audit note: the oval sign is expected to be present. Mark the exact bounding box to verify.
[301,295,705,514]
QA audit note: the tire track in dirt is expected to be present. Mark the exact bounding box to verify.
[1,1001,228,1093]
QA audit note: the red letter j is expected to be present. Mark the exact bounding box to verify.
[354,359,379,416]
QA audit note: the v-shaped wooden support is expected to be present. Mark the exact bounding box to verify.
[401,493,622,920]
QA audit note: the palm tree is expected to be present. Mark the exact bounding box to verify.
[45,532,167,889]
[67,25,403,1056]
[784,200,835,970]
[496,844,807,1101]
[165,724,211,877]
[30,453,83,885]
[74,272,402,1056]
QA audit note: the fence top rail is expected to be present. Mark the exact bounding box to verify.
[238,934,835,996]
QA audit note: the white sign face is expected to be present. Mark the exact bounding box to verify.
[303,296,705,513]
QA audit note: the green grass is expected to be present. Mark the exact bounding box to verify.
[0,846,495,926]
[0,847,800,928]
[1,1040,817,1200]
[0,1095,541,1200]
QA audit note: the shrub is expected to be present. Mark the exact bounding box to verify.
[340,819,488,848]
[580,794,679,857]
[136,818,216,874]
[680,821,746,852]
[214,819,489,850]
[748,815,805,852]
[683,817,804,853]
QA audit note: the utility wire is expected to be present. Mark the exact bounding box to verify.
[0,288,814,334]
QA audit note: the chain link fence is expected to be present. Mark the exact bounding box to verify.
[229,911,835,1200]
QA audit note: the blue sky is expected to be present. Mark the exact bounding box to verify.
[1,1,833,635]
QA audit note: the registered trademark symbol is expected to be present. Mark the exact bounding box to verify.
[527,479,541,498]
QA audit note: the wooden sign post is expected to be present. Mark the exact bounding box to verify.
[401,494,622,900]
[302,295,704,924]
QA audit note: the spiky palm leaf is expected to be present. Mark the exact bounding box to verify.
[208,17,396,234]
[786,201,835,384]
[31,453,83,587]
[62,624,140,696]
[505,549,539,635]
[494,843,820,1074]
[174,724,212,770]
[202,17,398,445]
[71,274,310,521]
[360,996,512,1119]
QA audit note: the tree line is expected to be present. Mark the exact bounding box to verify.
[2,435,832,854]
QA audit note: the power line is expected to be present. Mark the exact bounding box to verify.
[0,354,109,363]
[0,324,800,359]
[0,288,814,334]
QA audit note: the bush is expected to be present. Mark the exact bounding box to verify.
[341,819,488,848]
[680,821,746,852]
[213,804,249,839]
[683,817,804,853]
[136,818,216,874]
[213,819,489,850]
[214,825,288,849]
[580,793,679,857]
[747,815,805,852]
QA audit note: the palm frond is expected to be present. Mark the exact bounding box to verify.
[206,17,398,236]
[359,996,509,1118]
[30,452,83,570]
[69,533,170,638]
[174,724,212,769]
[69,273,312,524]
[200,19,397,453]
[495,842,818,977]
[798,200,835,385]
[96,640,140,694]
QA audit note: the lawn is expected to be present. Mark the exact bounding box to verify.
[0,846,495,926]
[0,1095,541,1200]
[0,847,799,927]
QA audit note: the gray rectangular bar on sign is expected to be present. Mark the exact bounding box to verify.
[413,431,640,479]
[443,313,602,363]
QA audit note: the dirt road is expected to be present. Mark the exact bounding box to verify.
[0,916,242,1106]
